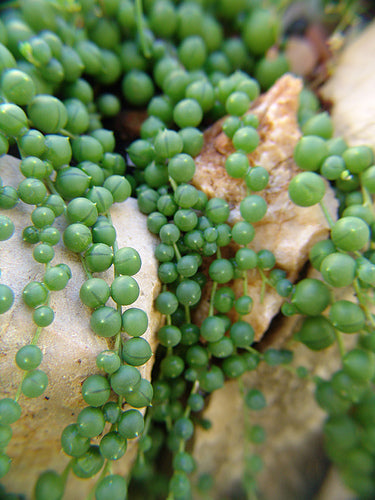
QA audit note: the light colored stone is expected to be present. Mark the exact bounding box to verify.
[0,155,161,499]
[320,20,375,149]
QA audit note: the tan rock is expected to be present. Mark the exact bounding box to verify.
[0,155,161,499]
[193,74,337,340]
[320,20,375,149]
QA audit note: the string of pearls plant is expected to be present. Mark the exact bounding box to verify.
[0,1,375,499]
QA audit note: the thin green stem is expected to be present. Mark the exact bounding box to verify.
[185,305,191,324]
[14,372,26,402]
[172,242,182,261]
[281,364,314,382]
[208,281,217,317]
[334,329,346,359]
[30,326,44,346]
[80,254,93,280]
[135,0,151,58]
[361,184,373,209]
[61,460,72,489]
[244,345,261,357]
[353,279,375,328]
[242,270,248,296]
[333,0,360,34]
[44,179,67,206]
[319,200,334,229]
[85,460,111,500]
[183,379,199,419]
[169,176,178,192]
[258,269,269,304]
[114,332,122,354]
[59,128,77,140]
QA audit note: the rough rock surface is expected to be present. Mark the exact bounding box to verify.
[321,20,375,149]
[193,73,337,340]
[0,155,161,499]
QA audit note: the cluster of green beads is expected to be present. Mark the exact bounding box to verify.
[0,0,159,498]
[283,103,375,498]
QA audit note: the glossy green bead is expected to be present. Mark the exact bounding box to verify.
[34,470,64,500]
[61,424,90,458]
[291,278,331,316]
[55,167,90,200]
[176,279,201,306]
[86,186,113,214]
[1,68,36,106]
[329,300,366,334]
[110,365,141,397]
[99,432,127,461]
[71,445,104,479]
[0,215,14,241]
[0,103,28,137]
[295,315,336,350]
[117,409,144,439]
[343,349,375,382]
[85,244,113,273]
[160,355,184,379]
[90,306,122,338]
[111,276,139,306]
[242,8,279,56]
[342,146,373,174]
[63,223,92,253]
[199,366,224,393]
[28,95,67,134]
[0,185,18,209]
[15,345,43,370]
[31,207,55,228]
[33,305,54,327]
[0,398,21,425]
[43,266,70,291]
[230,321,254,347]
[80,279,110,309]
[209,259,234,283]
[0,424,12,449]
[309,239,336,270]
[77,407,105,439]
[240,195,267,222]
[103,175,131,203]
[21,369,48,398]
[331,216,370,252]
[320,253,356,287]
[288,171,325,207]
[23,281,48,308]
[18,178,47,205]
[124,378,153,408]
[66,198,98,227]
[301,112,333,139]
[82,375,111,407]
[122,338,152,366]
[294,135,328,171]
